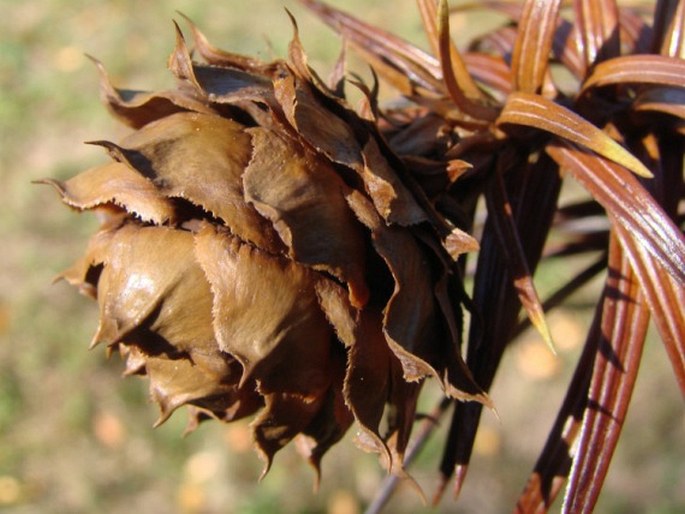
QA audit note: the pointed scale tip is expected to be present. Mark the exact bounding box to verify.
[87,335,102,351]
[284,6,298,30]
[453,464,469,500]
[84,53,102,68]
[534,313,558,357]
[257,456,273,483]
[174,10,191,23]
[432,474,448,506]
[153,408,173,429]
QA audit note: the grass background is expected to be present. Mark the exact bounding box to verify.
[1,1,683,512]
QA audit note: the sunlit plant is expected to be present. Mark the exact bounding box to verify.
[43,0,684,512]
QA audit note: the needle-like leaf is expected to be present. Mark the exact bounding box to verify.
[616,132,685,395]
[653,0,685,57]
[418,0,488,102]
[511,0,563,93]
[515,313,598,514]
[573,0,620,69]
[499,92,654,178]
[562,236,649,514]
[582,54,685,91]
[617,222,685,396]
[487,161,555,353]
[546,141,685,288]
[436,0,499,121]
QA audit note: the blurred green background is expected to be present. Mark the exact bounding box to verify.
[1,1,683,512]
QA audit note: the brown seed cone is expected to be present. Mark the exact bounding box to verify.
[44,17,488,478]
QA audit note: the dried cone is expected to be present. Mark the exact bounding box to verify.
[44,18,489,479]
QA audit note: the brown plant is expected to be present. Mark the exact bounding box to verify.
[44,0,684,512]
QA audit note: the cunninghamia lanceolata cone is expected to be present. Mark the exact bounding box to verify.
[43,16,488,479]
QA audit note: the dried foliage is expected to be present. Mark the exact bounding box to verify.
[44,0,684,512]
